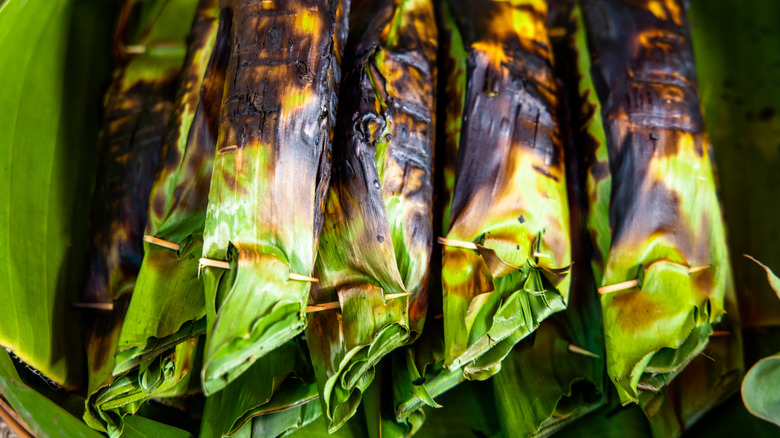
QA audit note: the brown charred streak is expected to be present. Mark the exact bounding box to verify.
[82,71,179,303]
[582,0,705,250]
[218,0,344,240]
[202,6,234,140]
[448,1,563,226]
[85,294,131,371]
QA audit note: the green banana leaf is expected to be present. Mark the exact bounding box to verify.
[492,251,605,437]
[416,380,501,438]
[575,0,732,404]
[199,338,318,438]
[287,411,370,438]
[232,400,322,438]
[640,295,743,437]
[114,0,228,376]
[391,336,461,421]
[199,0,350,395]
[688,0,780,329]
[0,0,114,389]
[0,349,101,437]
[441,0,571,379]
[122,415,194,438]
[362,362,425,438]
[555,393,652,438]
[85,337,201,438]
[305,0,437,431]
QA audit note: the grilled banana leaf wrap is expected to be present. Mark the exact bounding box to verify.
[200,0,349,395]
[200,337,320,438]
[441,0,571,380]
[82,0,191,306]
[576,0,732,404]
[84,0,198,435]
[86,337,200,438]
[114,0,230,375]
[392,0,466,420]
[493,20,608,430]
[306,0,436,431]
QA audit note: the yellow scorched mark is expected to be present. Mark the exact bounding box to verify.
[471,0,548,66]
[646,131,706,184]
[645,0,683,26]
[638,29,683,54]
[284,89,313,109]
[295,9,320,34]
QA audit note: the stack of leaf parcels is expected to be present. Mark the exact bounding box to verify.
[12,0,780,436]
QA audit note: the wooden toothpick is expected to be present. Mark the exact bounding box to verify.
[144,235,180,251]
[288,272,319,283]
[72,302,114,311]
[306,292,414,314]
[438,237,477,250]
[568,344,600,359]
[598,279,639,295]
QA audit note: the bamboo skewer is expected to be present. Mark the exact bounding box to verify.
[598,265,713,294]
[198,258,413,313]
[567,344,600,359]
[144,235,181,251]
[72,302,114,311]
[437,237,477,250]
[306,292,414,313]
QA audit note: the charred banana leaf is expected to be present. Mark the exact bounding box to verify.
[441,0,571,378]
[306,0,437,431]
[392,0,467,419]
[493,65,607,435]
[576,0,732,404]
[82,0,192,306]
[200,0,350,395]
[114,0,229,375]
[83,0,198,435]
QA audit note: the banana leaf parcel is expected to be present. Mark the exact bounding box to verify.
[440,0,571,379]
[82,0,194,307]
[114,0,230,375]
[83,0,201,435]
[391,2,467,418]
[575,0,732,404]
[199,0,350,395]
[305,0,437,431]
[86,337,200,438]
[492,99,607,437]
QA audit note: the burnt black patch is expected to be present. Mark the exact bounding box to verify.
[759,106,775,121]
[412,377,425,386]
